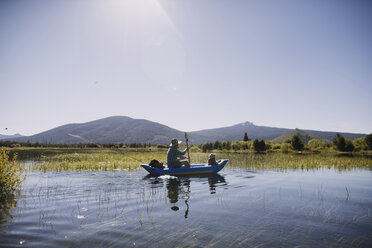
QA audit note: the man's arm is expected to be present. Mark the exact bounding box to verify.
[176,148,187,156]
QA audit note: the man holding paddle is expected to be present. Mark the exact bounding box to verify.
[167,137,190,168]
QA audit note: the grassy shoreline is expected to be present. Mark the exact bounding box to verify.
[7,146,372,156]
[4,147,371,172]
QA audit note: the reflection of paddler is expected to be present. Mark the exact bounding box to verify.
[167,178,181,204]
[166,178,191,217]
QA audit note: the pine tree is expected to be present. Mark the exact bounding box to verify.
[333,133,346,151]
[214,140,222,150]
[291,135,304,151]
[365,134,372,150]
[243,132,250,141]
[253,139,266,152]
[344,139,354,152]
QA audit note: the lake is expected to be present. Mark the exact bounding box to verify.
[1,154,372,247]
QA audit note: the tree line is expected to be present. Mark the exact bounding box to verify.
[1,132,371,153]
[198,133,372,153]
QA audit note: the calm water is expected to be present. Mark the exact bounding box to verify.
[1,166,372,247]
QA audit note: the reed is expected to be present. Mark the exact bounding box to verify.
[0,147,24,194]
[29,150,165,171]
[225,152,372,171]
[14,148,372,172]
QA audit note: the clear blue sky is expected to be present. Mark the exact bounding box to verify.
[1,0,371,136]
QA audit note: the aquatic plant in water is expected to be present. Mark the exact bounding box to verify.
[0,147,24,195]
[34,150,167,171]
[13,148,372,172]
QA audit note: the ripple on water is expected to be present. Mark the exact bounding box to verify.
[1,168,372,247]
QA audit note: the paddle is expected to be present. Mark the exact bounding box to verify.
[185,132,191,165]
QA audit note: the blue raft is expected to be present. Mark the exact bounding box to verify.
[141,159,228,176]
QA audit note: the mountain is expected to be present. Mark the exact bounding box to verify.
[271,129,323,144]
[189,122,291,144]
[10,116,186,145]
[4,116,367,145]
[0,133,24,140]
[302,129,363,141]
[191,122,365,144]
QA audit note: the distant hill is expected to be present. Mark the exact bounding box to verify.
[191,122,365,144]
[4,116,367,145]
[302,129,364,141]
[10,116,186,145]
[271,129,323,144]
[189,122,291,144]
[0,133,23,140]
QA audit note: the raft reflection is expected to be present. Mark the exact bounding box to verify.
[165,174,226,218]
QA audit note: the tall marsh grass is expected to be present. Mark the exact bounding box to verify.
[0,147,24,194]
[29,150,167,171]
[224,152,372,171]
[15,148,372,172]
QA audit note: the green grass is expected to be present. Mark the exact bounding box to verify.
[27,150,166,171]
[224,152,372,171]
[11,148,372,172]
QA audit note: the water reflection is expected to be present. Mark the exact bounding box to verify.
[0,191,19,233]
[143,174,227,218]
[207,174,226,194]
[166,177,190,218]
[2,168,372,247]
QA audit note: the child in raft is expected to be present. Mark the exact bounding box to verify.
[208,153,223,166]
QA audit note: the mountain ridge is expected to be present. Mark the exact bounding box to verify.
[0,133,24,140]
[3,116,367,145]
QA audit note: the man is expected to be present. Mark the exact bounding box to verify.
[167,138,190,168]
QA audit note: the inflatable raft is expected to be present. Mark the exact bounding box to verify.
[141,159,228,176]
